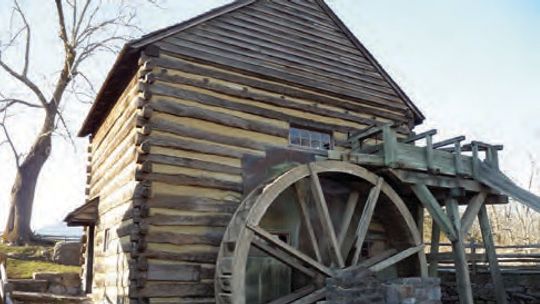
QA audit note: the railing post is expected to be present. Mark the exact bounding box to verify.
[382,125,398,168]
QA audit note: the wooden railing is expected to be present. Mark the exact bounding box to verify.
[427,243,540,274]
[0,254,13,304]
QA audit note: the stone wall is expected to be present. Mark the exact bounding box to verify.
[384,277,442,304]
[440,271,540,303]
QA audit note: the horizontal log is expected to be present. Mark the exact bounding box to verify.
[145,213,232,227]
[146,263,201,281]
[155,42,409,115]
[140,134,258,159]
[146,195,238,213]
[150,81,355,134]
[137,172,243,192]
[150,97,288,138]
[139,282,213,298]
[145,230,223,246]
[139,154,242,176]
[143,249,217,263]
[154,72,390,128]
[146,114,274,151]
[152,53,409,123]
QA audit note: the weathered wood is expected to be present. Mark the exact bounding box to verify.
[308,163,345,268]
[429,221,441,277]
[478,205,508,304]
[145,195,238,213]
[383,125,398,167]
[337,190,359,248]
[139,282,213,298]
[146,263,201,281]
[411,184,457,241]
[352,177,383,265]
[294,181,322,263]
[446,197,474,304]
[152,53,409,123]
[145,230,223,246]
[146,213,232,227]
[137,171,243,192]
[150,97,289,138]
[369,245,424,272]
[247,224,332,277]
[460,192,487,235]
[150,81,358,134]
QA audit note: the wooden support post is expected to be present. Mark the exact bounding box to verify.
[478,205,508,304]
[454,140,464,176]
[471,142,480,179]
[382,125,398,168]
[428,220,440,277]
[446,197,474,304]
[425,134,435,172]
[416,205,424,244]
[411,184,457,241]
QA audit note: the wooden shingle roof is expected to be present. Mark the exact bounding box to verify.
[79,0,424,136]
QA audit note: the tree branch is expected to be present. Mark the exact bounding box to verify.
[0,112,20,168]
[13,0,30,77]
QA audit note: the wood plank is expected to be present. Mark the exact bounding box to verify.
[308,163,345,268]
[369,245,424,272]
[252,237,317,278]
[155,41,409,112]
[154,72,390,129]
[145,230,223,246]
[149,81,357,134]
[460,192,487,235]
[138,172,243,192]
[152,53,409,123]
[352,178,383,265]
[429,221,441,277]
[338,191,359,247]
[478,205,508,304]
[150,97,289,138]
[294,181,322,263]
[411,184,457,241]
[146,213,231,227]
[145,195,238,213]
[446,198,474,304]
[247,224,333,277]
[139,154,242,176]
[146,263,200,281]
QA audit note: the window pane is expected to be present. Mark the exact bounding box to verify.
[289,127,332,150]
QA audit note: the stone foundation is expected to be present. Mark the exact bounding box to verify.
[384,277,442,304]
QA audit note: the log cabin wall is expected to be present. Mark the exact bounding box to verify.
[78,1,423,303]
[86,70,148,303]
[132,2,416,302]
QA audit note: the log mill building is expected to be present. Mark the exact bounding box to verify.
[65,1,540,303]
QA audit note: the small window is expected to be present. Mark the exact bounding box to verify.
[103,229,110,252]
[289,127,332,150]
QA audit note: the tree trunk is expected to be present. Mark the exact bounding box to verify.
[2,107,55,245]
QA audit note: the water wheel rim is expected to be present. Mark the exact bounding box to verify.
[216,160,427,304]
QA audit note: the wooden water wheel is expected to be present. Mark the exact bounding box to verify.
[216,161,427,304]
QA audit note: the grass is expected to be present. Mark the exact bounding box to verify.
[0,243,79,279]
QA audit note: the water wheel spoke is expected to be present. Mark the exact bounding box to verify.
[351,177,383,265]
[247,224,333,277]
[290,287,326,304]
[337,190,360,247]
[294,181,322,263]
[342,249,398,275]
[308,163,345,268]
[267,285,317,304]
[369,245,424,272]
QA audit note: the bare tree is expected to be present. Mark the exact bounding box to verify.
[0,0,149,245]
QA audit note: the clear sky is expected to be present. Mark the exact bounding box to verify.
[0,0,539,230]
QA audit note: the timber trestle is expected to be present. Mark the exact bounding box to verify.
[322,124,540,304]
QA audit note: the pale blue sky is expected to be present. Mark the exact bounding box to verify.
[0,0,539,229]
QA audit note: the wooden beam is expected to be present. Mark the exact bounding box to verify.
[294,182,322,263]
[432,136,466,149]
[411,184,457,241]
[478,205,508,304]
[402,129,437,144]
[352,178,383,265]
[369,245,424,272]
[461,192,487,235]
[338,190,359,247]
[308,163,345,268]
[428,221,441,277]
[447,197,474,304]
[382,125,398,167]
[247,224,333,277]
